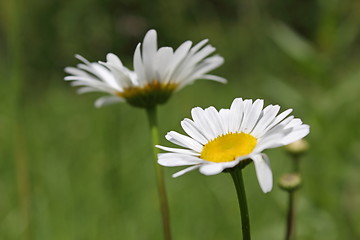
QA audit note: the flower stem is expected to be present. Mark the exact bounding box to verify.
[284,154,301,240]
[5,0,32,238]
[230,166,251,240]
[292,155,300,173]
[146,106,172,240]
[285,191,296,240]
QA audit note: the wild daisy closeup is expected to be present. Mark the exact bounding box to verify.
[157,98,310,193]
[64,29,226,108]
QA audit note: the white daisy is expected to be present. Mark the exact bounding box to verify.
[157,98,310,193]
[64,29,226,108]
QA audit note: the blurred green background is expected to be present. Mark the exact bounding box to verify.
[1,0,360,239]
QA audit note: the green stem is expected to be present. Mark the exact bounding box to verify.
[230,166,251,240]
[4,0,32,239]
[292,155,300,173]
[146,106,172,240]
[285,154,300,240]
[285,191,296,240]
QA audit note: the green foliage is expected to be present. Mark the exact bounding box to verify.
[1,0,360,239]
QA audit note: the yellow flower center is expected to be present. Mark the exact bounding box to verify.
[200,132,257,163]
[116,81,178,108]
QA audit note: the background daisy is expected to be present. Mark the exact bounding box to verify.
[65,29,225,108]
[64,28,226,240]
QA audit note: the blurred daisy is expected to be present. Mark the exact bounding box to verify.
[157,98,310,193]
[64,29,226,108]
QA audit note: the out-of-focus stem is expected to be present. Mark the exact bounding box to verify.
[15,126,31,240]
[284,154,302,240]
[146,106,172,240]
[3,0,32,239]
[292,155,300,173]
[285,191,295,240]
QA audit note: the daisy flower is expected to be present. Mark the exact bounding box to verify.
[157,98,310,193]
[64,29,226,108]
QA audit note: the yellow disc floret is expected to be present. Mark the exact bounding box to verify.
[116,81,178,108]
[200,132,257,163]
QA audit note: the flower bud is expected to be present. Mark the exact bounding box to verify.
[278,173,302,192]
[285,139,309,156]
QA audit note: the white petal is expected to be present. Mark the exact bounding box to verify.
[106,53,123,66]
[76,63,98,76]
[76,87,99,94]
[280,125,310,145]
[251,154,273,193]
[251,105,280,137]
[156,145,200,156]
[254,132,288,152]
[173,41,192,63]
[172,165,200,178]
[157,153,204,166]
[285,118,302,129]
[204,106,225,136]
[91,64,120,89]
[94,96,122,108]
[154,47,173,83]
[133,43,146,85]
[142,29,157,82]
[177,56,223,87]
[241,99,264,133]
[167,41,192,80]
[199,164,225,175]
[190,39,209,53]
[229,98,244,133]
[200,74,227,83]
[191,107,217,140]
[219,109,231,134]
[262,109,293,134]
[189,45,216,65]
[239,99,253,132]
[65,67,90,77]
[101,62,132,89]
[220,158,244,169]
[64,75,94,81]
[65,55,124,95]
[187,56,224,80]
[181,119,208,145]
[260,116,294,139]
[165,131,203,152]
[70,80,115,92]
[75,54,91,64]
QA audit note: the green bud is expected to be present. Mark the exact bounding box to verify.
[278,173,302,192]
[285,139,309,156]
